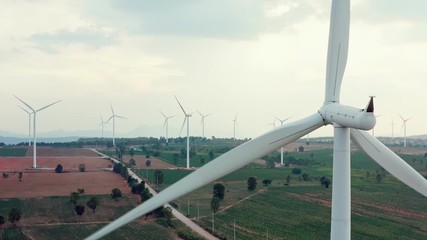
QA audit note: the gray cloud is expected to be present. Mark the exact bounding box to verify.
[30,27,117,53]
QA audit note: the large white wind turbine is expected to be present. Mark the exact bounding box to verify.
[14,96,60,169]
[107,104,126,147]
[197,111,212,138]
[86,1,427,239]
[399,115,411,148]
[160,110,175,144]
[18,106,33,146]
[276,117,291,165]
[232,114,238,140]
[175,96,192,169]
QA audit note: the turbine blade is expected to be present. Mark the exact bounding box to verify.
[159,110,167,118]
[175,96,187,115]
[18,106,31,114]
[115,115,127,119]
[324,0,350,103]
[350,129,427,197]
[36,100,61,112]
[106,116,113,123]
[85,113,324,240]
[14,95,35,112]
[197,110,203,117]
[163,119,167,129]
[110,103,115,115]
[179,117,186,136]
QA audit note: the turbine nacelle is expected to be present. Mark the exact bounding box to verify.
[320,101,376,130]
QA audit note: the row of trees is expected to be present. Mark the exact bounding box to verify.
[0,208,21,226]
[2,172,23,181]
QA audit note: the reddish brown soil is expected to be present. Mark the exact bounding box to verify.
[0,157,112,172]
[123,155,176,169]
[0,171,130,198]
[26,147,99,157]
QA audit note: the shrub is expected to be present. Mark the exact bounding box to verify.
[78,163,86,172]
[292,168,302,174]
[2,172,9,178]
[55,164,63,173]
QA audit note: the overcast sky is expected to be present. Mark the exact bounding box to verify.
[1,0,427,140]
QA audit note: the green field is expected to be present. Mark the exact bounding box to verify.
[0,147,27,157]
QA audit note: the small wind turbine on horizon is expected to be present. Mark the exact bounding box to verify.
[276,116,291,165]
[390,118,395,142]
[14,96,60,169]
[176,96,192,169]
[267,118,276,129]
[18,106,33,146]
[399,115,411,148]
[232,114,238,140]
[160,110,175,145]
[198,111,212,138]
[107,104,126,147]
[87,1,427,239]
[99,115,108,139]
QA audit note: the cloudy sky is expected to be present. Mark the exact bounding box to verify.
[1,0,427,140]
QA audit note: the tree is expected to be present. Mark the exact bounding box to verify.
[162,207,173,225]
[199,156,205,165]
[18,172,23,181]
[208,150,214,160]
[292,168,302,174]
[75,205,85,216]
[210,197,220,213]
[55,164,63,173]
[262,179,272,186]
[302,173,310,181]
[173,154,179,165]
[140,188,153,203]
[247,177,257,191]
[212,183,225,200]
[131,181,146,194]
[129,158,136,167]
[79,163,86,172]
[8,208,21,224]
[0,215,5,225]
[320,176,331,188]
[87,197,99,213]
[180,148,186,158]
[190,146,196,158]
[129,148,135,157]
[145,160,151,167]
[2,172,8,178]
[286,175,291,185]
[376,173,382,184]
[298,146,305,152]
[266,159,276,168]
[70,191,80,205]
[111,188,123,201]
[154,170,164,187]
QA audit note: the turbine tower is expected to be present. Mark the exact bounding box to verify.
[107,104,126,147]
[87,1,427,239]
[232,114,238,140]
[18,106,33,146]
[160,110,175,144]
[175,96,192,169]
[276,117,291,165]
[399,115,411,148]
[14,96,60,169]
[198,111,212,138]
[267,118,276,129]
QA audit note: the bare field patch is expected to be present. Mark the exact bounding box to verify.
[123,155,176,169]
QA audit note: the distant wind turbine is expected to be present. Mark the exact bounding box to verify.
[371,115,382,136]
[160,110,175,145]
[233,114,238,140]
[197,111,212,138]
[14,96,60,168]
[18,106,33,146]
[390,118,395,141]
[99,115,108,138]
[276,117,291,165]
[176,96,192,169]
[268,118,276,129]
[107,104,126,147]
[399,115,411,148]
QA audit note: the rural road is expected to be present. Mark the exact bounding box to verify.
[91,149,219,240]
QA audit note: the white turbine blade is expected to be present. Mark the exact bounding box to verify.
[197,110,203,117]
[399,114,405,122]
[18,106,31,114]
[36,100,61,112]
[106,116,113,123]
[160,110,167,118]
[85,113,324,240]
[110,103,115,115]
[14,95,35,112]
[162,119,168,129]
[324,0,350,103]
[179,117,186,136]
[351,129,427,197]
[175,96,187,115]
[115,115,127,119]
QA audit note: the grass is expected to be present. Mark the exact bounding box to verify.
[0,147,27,157]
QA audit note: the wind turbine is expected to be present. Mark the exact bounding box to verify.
[232,114,238,140]
[18,106,33,146]
[87,1,427,239]
[276,117,291,165]
[371,115,382,136]
[390,118,395,142]
[267,118,276,129]
[160,110,175,144]
[14,96,60,169]
[99,115,108,139]
[107,104,126,147]
[399,115,411,148]
[175,96,192,169]
[197,111,212,138]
